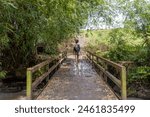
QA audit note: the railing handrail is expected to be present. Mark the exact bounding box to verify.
[26,51,67,99]
[86,51,127,100]
[87,51,124,70]
[27,59,54,73]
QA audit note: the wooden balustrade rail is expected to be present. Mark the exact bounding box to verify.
[26,52,67,99]
[86,51,127,100]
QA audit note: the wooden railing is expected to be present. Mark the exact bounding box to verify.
[86,51,127,100]
[26,52,67,99]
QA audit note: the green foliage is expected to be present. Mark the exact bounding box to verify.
[83,29,111,53]
[0,71,7,79]
[104,29,136,61]
[83,0,150,96]
[33,65,49,81]
[125,0,150,34]
[85,28,142,61]
[133,46,149,66]
[128,66,150,83]
[123,0,150,65]
[85,27,150,89]
[0,0,104,72]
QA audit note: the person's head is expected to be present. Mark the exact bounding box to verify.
[75,39,79,44]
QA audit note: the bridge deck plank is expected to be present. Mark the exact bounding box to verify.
[37,55,117,100]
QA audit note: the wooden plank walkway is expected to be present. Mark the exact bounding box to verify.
[37,55,117,100]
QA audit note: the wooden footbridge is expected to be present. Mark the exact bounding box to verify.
[26,51,126,100]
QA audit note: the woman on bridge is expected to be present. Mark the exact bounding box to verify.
[73,39,80,63]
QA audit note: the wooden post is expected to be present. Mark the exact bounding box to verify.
[104,62,108,82]
[26,69,32,99]
[121,66,127,100]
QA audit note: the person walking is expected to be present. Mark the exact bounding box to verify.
[73,39,80,63]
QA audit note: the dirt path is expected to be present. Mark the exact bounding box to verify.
[37,55,117,100]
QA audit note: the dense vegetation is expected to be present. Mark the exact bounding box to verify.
[0,0,105,78]
[84,0,150,98]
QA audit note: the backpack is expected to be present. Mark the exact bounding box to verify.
[74,44,80,52]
